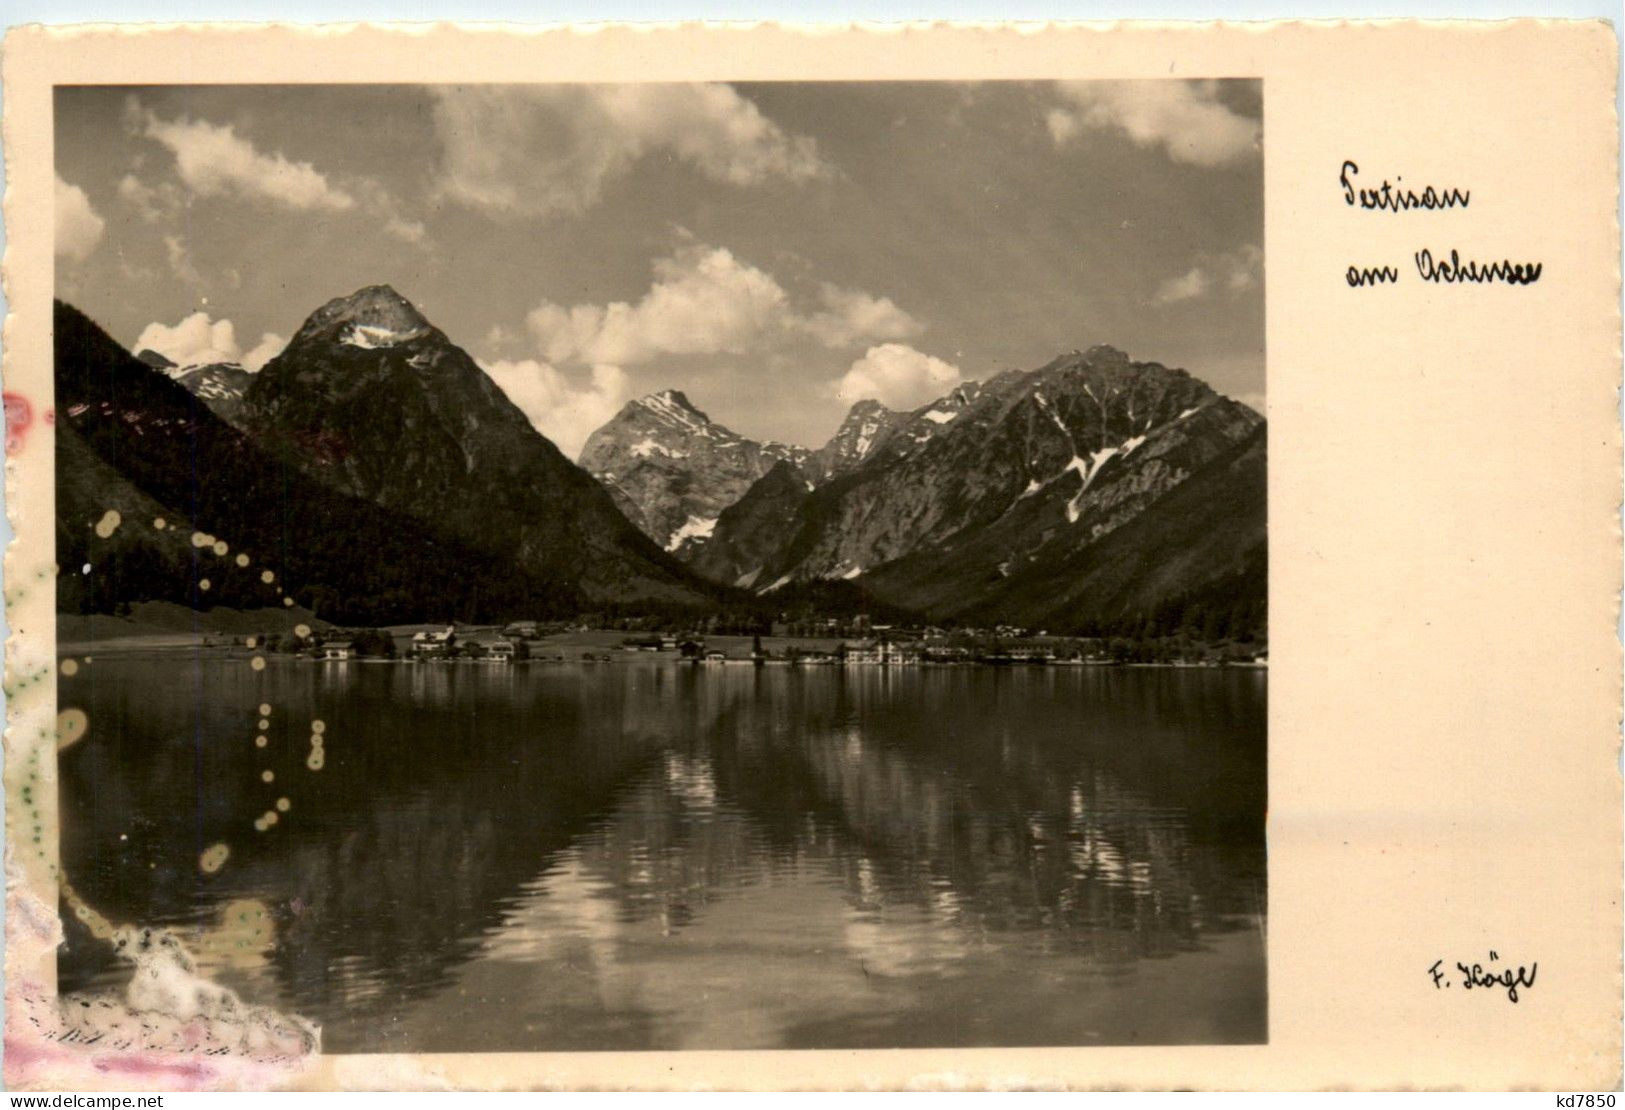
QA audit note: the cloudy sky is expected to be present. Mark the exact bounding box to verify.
[55,81,1263,456]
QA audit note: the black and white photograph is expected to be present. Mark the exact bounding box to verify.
[49,78,1267,1055]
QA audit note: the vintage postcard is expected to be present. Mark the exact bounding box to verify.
[2,20,1618,1092]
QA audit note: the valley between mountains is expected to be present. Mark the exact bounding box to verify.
[57,284,1266,640]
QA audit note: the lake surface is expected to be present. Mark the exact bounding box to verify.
[57,657,1267,1051]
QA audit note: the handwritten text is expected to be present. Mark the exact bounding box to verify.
[1428,950,1538,1003]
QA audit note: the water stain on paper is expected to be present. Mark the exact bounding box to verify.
[7,517,328,1088]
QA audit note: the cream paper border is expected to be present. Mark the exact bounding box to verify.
[4,20,1620,1091]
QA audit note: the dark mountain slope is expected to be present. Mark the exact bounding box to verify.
[749,348,1258,584]
[241,286,710,606]
[55,299,581,624]
[685,345,1265,636]
[170,363,254,428]
[870,425,1266,633]
[577,389,810,556]
[805,399,903,481]
[134,348,254,427]
[56,420,203,618]
[687,459,813,587]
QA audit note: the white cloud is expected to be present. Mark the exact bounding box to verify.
[352,178,430,245]
[526,242,920,367]
[1153,243,1262,305]
[117,257,159,285]
[1223,243,1264,292]
[835,344,963,409]
[126,107,428,246]
[116,173,183,223]
[134,312,240,367]
[797,284,923,348]
[1048,81,1260,168]
[383,216,427,244]
[133,311,284,371]
[141,109,356,211]
[56,175,106,262]
[242,333,288,371]
[528,244,786,365]
[484,323,521,353]
[481,358,630,459]
[431,84,828,218]
[163,234,203,287]
[1044,108,1082,146]
[1153,267,1211,305]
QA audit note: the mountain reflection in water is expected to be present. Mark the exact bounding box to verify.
[59,659,1266,1051]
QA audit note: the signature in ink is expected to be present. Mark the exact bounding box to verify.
[1428,951,1538,1003]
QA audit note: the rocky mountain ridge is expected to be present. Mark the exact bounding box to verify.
[687,459,814,587]
[235,284,714,608]
[135,348,256,428]
[69,282,1264,636]
[578,389,813,558]
[56,299,587,624]
[652,345,1265,633]
[578,376,999,561]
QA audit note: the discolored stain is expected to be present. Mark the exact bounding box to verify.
[56,707,89,750]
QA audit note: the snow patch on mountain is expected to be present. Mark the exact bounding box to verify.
[632,438,686,460]
[665,514,717,552]
[1035,392,1071,438]
[1064,447,1120,522]
[637,390,716,435]
[342,323,425,349]
[854,421,883,458]
[580,389,813,561]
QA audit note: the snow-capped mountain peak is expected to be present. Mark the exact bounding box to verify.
[132,349,255,428]
[578,390,811,557]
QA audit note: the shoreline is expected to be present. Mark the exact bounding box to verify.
[58,622,1265,670]
[55,644,1267,671]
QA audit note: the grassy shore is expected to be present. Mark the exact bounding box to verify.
[57,601,325,655]
[58,610,1264,668]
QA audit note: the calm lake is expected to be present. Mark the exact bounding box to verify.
[57,657,1267,1051]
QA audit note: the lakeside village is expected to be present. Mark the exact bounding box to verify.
[219,613,1268,669]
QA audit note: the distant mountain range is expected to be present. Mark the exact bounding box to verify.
[237,285,708,608]
[577,379,997,561]
[579,390,811,558]
[585,346,1265,636]
[135,348,255,428]
[56,289,712,625]
[58,285,1264,636]
[60,301,576,626]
